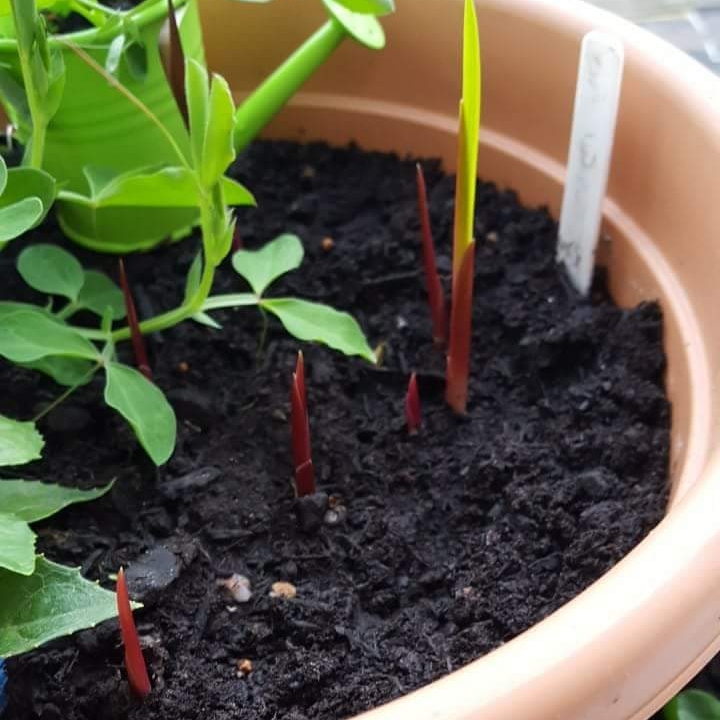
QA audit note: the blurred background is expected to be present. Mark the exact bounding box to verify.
[591,0,720,73]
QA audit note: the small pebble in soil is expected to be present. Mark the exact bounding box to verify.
[236,659,253,677]
[321,236,334,252]
[217,574,252,603]
[124,546,181,603]
[324,504,347,526]
[269,581,297,600]
[177,361,190,373]
[293,491,329,533]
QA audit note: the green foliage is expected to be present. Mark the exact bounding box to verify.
[0,302,100,362]
[209,234,375,361]
[232,233,304,296]
[0,414,43,465]
[103,362,176,465]
[664,690,720,720]
[0,479,113,522]
[18,244,85,301]
[0,557,118,657]
[263,298,375,362]
[0,411,117,653]
[0,156,55,249]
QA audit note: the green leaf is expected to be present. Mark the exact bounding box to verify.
[0,198,44,247]
[333,0,394,14]
[2,167,56,216]
[185,58,209,170]
[0,64,30,126]
[0,302,100,362]
[191,311,222,329]
[222,176,255,207]
[0,479,113,523]
[77,270,126,320]
[261,298,375,362]
[232,234,304,296]
[103,362,176,465]
[0,153,7,195]
[200,73,235,186]
[0,557,119,657]
[0,513,35,574]
[17,244,85,301]
[183,251,202,303]
[20,356,97,387]
[0,415,43,467]
[105,33,125,75]
[320,0,385,49]
[664,690,720,720]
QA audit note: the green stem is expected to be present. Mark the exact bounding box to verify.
[233,18,346,152]
[12,13,47,167]
[56,301,79,320]
[101,197,216,343]
[69,0,115,26]
[32,363,101,422]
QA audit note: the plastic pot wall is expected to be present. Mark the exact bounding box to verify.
[199,0,720,718]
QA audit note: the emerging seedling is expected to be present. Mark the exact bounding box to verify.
[116,567,151,699]
[415,163,447,346]
[446,0,481,415]
[118,259,152,381]
[291,351,315,497]
[405,372,421,434]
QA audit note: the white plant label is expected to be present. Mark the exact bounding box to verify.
[557,31,624,296]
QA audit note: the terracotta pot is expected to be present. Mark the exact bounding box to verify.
[199,0,720,718]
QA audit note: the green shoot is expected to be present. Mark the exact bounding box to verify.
[446,0,481,415]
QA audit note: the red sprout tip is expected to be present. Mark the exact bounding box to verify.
[416,163,448,348]
[405,372,422,435]
[118,259,152,381]
[290,351,316,496]
[116,567,151,699]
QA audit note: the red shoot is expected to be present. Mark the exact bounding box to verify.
[116,567,151,699]
[118,259,152,381]
[405,372,421,434]
[446,243,475,414]
[416,163,447,346]
[290,351,315,496]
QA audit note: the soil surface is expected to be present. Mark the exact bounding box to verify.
[2,141,670,720]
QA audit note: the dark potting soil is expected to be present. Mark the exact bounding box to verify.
[2,141,670,720]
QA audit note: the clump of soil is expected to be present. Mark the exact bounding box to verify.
[2,140,670,720]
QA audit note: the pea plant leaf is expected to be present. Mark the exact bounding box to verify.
[0,513,36,575]
[200,73,235,187]
[17,244,85,302]
[261,298,376,362]
[2,166,56,216]
[185,58,209,169]
[0,557,119,657]
[103,362,176,465]
[232,234,304,296]
[0,415,44,466]
[664,690,720,720]
[0,303,100,362]
[0,480,113,523]
[20,356,97,387]
[77,270,126,320]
